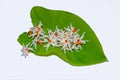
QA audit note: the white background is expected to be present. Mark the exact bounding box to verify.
[0,0,120,80]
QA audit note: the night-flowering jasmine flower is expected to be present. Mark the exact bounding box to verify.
[29,27,36,38]
[31,36,47,49]
[61,38,71,53]
[29,21,44,38]
[65,24,80,35]
[44,32,58,50]
[21,43,33,58]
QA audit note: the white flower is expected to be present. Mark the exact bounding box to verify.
[44,32,58,50]
[44,39,52,50]
[31,36,48,49]
[72,32,89,51]
[73,32,89,44]
[64,24,80,35]
[60,38,72,53]
[21,43,33,58]
[29,27,36,38]
[29,21,44,38]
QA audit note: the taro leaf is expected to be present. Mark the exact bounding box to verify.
[17,6,108,66]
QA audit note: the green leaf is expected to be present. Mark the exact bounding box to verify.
[17,6,108,66]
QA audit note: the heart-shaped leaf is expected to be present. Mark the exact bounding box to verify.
[17,6,108,66]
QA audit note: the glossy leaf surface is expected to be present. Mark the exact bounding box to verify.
[18,6,108,66]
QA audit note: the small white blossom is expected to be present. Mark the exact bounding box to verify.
[44,30,58,50]
[61,38,72,53]
[21,43,33,58]
[29,21,44,38]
